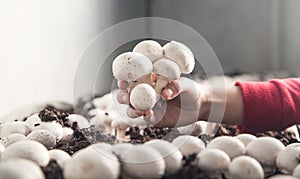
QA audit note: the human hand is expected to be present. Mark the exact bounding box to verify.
[117,77,206,128]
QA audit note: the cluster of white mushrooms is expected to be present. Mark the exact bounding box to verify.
[1,116,300,179]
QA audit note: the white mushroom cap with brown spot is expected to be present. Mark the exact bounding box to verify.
[133,40,163,63]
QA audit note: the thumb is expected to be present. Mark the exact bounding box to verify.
[161,77,194,100]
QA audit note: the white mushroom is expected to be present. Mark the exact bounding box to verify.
[130,83,157,111]
[0,158,46,179]
[276,143,300,174]
[197,148,230,172]
[86,142,113,153]
[63,147,120,179]
[172,135,205,156]
[27,129,57,149]
[33,122,63,141]
[67,114,90,129]
[111,119,130,141]
[236,133,257,147]
[176,121,206,136]
[120,145,165,179]
[0,121,31,138]
[1,140,50,167]
[163,40,195,74]
[25,113,42,130]
[229,156,264,179]
[101,111,117,134]
[0,143,4,158]
[145,139,183,174]
[153,59,181,94]
[49,149,71,168]
[89,109,106,131]
[112,52,154,90]
[133,40,163,63]
[0,133,27,147]
[293,164,300,178]
[207,136,245,159]
[246,137,285,174]
[93,92,114,111]
[112,143,134,156]
[60,127,74,142]
[268,174,298,179]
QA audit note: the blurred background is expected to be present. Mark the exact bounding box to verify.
[1,0,300,119]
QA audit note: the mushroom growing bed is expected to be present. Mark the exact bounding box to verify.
[0,103,299,179]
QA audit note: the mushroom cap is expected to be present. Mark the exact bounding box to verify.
[33,122,63,141]
[163,41,195,74]
[0,143,5,158]
[0,121,31,138]
[112,52,153,81]
[61,127,74,142]
[64,148,120,179]
[49,149,71,168]
[0,133,27,147]
[1,140,50,167]
[276,143,300,174]
[111,118,130,130]
[86,142,113,153]
[67,114,90,129]
[0,158,46,179]
[145,139,183,174]
[93,92,113,111]
[246,137,285,167]
[172,135,205,156]
[229,156,264,179]
[269,174,298,179]
[112,143,134,156]
[293,164,300,178]
[153,59,181,80]
[27,129,56,149]
[236,133,257,147]
[120,145,165,179]
[25,113,42,130]
[197,148,230,172]
[130,83,157,111]
[207,136,245,159]
[176,121,206,136]
[133,40,163,63]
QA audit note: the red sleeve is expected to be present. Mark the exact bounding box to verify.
[235,78,300,133]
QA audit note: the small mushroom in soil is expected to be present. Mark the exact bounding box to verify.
[0,143,5,158]
[129,83,157,111]
[268,174,298,179]
[236,133,257,147]
[145,139,183,175]
[228,156,264,179]
[112,51,154,91]
[25,113,42,130]
[0,121,31,138]
[27,129,57,149]
[0,133,27,147]
[89,109,106,131]
[176,121,207,136]
[101,111,117,135]
[153,58,181,94]
[196,148,230,173]
[276,143,300,174]
[33,121,63,141]
[207,136,245,159]
[1,140,50,167]
[111,143,134,156]
[63,147,120,179]
[60,127,74,142]
[171,135,205,157]
[67,114,90,129]
[133,40,163,63]
[0,158,46,179]
[246,137,285,175]
[111,118,130,141]
[49,149,71,168]
[163,40,195,74]
[120,145,165,179]
[93,92,114,111]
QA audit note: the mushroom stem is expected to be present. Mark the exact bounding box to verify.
[154,75,169,94]
[129,73,154,92]
[116,128,130,142]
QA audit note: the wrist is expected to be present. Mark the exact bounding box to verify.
[198,84,212,121]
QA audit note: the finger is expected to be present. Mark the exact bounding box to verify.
[127,107,146,118]
[161,77,193,100]
[143,110,157,124]
[118,80,129,90]
[117,90,130,104]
